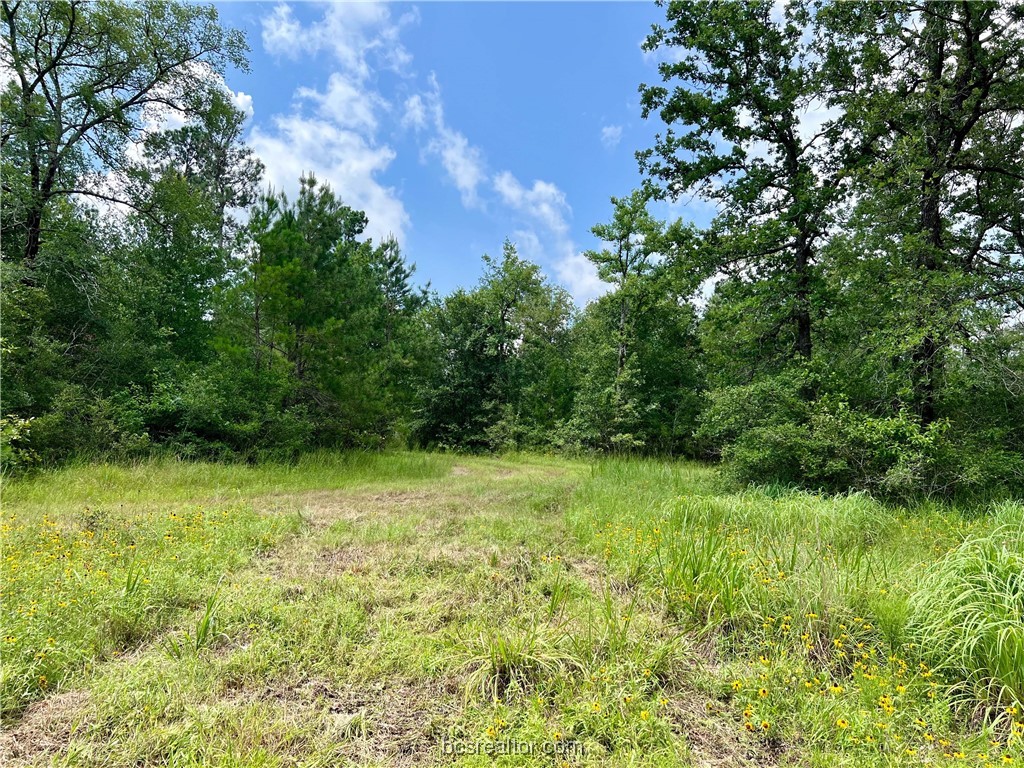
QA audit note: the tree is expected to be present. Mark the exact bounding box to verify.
[638,0,837,363]
[414,241,575,450]
[244,175,369,385]
[223,174,428,448]
[569,195,703,453]
[142,89,263,251]
[567,274,702,455]
[818,0,1024,424]
[1,0,248,269]
[584,190,663,387]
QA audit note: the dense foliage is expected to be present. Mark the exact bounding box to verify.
[640,0,1024,499]
[2,0,1021,499]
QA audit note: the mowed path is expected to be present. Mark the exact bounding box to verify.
[2,456,752,768]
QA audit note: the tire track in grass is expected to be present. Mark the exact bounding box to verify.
[3,457,760,767]
[0,458,575,765]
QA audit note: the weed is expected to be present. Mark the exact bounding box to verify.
[162,580,227,660]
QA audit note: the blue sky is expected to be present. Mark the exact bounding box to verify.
[214,1,696,303]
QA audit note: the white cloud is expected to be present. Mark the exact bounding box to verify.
[511,228,544,261]
[600,124,623,149]
[252,3,410,243]
[264,5,488,211]
[554,250,607,304]
[431,129,486,207]
[493,171,605,304]
[401,76,600,300]
[510,227,604,302]
[254,2,602,302]
[260,5,304,59]
[261,3,412,79]
[231,91,254,120]
[296,72,384,134]
[408,75,487,207]
[402,94,427,131]
[249,116,408,244]
[493,172,570,237]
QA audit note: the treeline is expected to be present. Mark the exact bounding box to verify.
[2,1,1022,500]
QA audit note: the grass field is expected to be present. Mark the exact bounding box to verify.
[1,453,1021,766]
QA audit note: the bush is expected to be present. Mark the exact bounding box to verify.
[722,422,812,487]
[696,370,811,458]
[0,416,37,472]
[803,403,1024,500]
[802,401,949,498]
[703,376,1024,499]
[27,385,150,463]
[143,361,313,460]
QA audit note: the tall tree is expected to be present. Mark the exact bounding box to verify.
[584,190,663,386]
[243,175,369,385]
[1,0,248,269]
[142,89,263,252]
[225,174,428,447]
[639,0,837,363]
[414,241,574,450]
[819,0,1024,424]
[568,270,702,455]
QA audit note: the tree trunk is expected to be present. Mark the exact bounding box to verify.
[794,230,813,360]
[914,171,943,426]
[913,5,948,426]
[23,201,44,267]
[781,121,814,364]
[617,294,628,381]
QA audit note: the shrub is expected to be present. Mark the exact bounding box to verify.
[802,401,948,498]
[704,378,1024,499]
[142,361,313,460]
[26,384,150,463]
[696,370,811,459]
[0,416,37,472]
[722,422,813,488]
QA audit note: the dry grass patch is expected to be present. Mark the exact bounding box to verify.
[0,691,90,766]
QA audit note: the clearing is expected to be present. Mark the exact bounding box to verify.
[1,453,1021,767]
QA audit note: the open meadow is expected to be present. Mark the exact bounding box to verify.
[1,453,1021,767]
[4,1,1023,764]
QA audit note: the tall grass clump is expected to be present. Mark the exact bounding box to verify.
[909,502,1024,711]
[459,617,583,701]
[162,580,228,660]
[568,459,1018,688]
[569,460,936,640]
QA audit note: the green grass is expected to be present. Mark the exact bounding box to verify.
[568,458,1024,766]
[2,451,454,508]
[0,452,454,720]
[1,453,1022,767]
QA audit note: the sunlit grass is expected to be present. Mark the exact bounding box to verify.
[0,451,454,720]
[911,503,1024,713]
[2,453,1022,767]
[567,458,1024,765]
[2,450,455,508]
[0,498,301,718]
